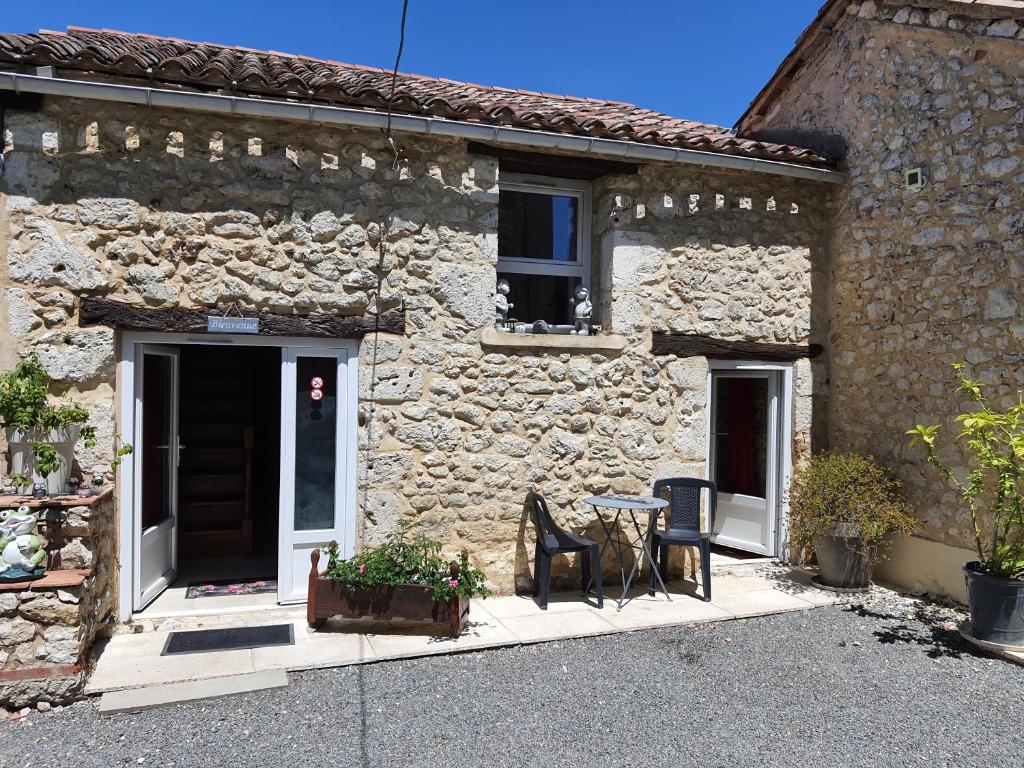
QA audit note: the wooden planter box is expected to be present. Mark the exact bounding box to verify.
[307,550,470,637]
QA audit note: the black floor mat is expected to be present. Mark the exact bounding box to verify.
[162,624,294,655]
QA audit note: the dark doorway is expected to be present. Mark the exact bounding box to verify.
[177,345,281,578]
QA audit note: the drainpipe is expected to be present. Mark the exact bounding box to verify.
[0,71,847,185]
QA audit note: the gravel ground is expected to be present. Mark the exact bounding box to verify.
[3,596,1023,768]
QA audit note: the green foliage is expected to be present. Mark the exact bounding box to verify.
[908,364,1024,580]
[323,520,491,601]
[31,442,62,480]
[789,452,916,563]
[110,434,134,470]
[0,353,131,484]
[0,354,95,442]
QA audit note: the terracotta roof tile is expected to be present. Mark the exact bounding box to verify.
[0,26,835,167]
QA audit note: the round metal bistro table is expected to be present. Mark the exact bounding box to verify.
[584,493,669,609]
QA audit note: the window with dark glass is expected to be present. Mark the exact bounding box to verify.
[498,190,579,263]
[495,175,591,330]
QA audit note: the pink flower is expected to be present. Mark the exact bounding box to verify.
[358,564,366,574]
[449,579,459,588]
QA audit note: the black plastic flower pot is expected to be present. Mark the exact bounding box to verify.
[813,535,873,589]
[963,561,1024,648]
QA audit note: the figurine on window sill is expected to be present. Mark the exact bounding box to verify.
[495,279,513,329]
[571,285,593,336]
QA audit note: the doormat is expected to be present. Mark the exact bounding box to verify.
[162,624,294,656]
[184,577,277,599]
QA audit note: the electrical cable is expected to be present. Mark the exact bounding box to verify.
[383,0,410,171]
[361,0,411,541]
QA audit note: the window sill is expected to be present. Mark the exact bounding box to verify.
[480,327,627,354]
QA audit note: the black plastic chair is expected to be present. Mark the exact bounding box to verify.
[530,492,603,609]
[648,478,716,601]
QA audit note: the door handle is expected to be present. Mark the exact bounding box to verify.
[176,441,186,467]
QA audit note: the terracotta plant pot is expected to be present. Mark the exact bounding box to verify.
[306,550,469,637]
[5,426,80,495]
[963,561,1024,648]
[812,534,873,589]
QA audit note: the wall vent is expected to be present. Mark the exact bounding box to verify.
[905,167,924,192]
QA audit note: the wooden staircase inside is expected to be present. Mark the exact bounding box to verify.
[178,351,256,560]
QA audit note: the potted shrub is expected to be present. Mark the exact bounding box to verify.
[789,452,916,590]
[308,521,491,637]
[908,365,1024,648]
[1,353,97,495]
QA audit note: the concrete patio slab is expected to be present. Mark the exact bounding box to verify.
[366,612,519,658]
[252,627,376,671]
[86,646,257,693]
[503,608,618,644]
[481,592,601,619]
[701,571,778,596]
[97,669,287,714]
[601,594,733,630]
[88,565,838,697]
[709,587,817,617]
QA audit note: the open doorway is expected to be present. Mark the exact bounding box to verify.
[121,334,358,620]
[139,344,282,615]
[707,364,791,557]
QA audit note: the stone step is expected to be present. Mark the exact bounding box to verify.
[120,605,305,635]
[97,669,287,713]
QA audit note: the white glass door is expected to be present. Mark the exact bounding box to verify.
[278,347,354,603]
[133,345,181,610]
[709,371,779,556]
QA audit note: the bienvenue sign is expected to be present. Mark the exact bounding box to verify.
[207,316,259,334]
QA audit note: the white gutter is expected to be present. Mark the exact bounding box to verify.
[0,71,846,184]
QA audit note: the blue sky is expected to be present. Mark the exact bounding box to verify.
[5,1,823,128]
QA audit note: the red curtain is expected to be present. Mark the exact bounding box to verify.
[725,378,758,496]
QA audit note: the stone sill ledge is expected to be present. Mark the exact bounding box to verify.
[0,486,113,510]
[481,327,627,354]
[0,568,92,592]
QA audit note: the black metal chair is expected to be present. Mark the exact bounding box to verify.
[648,478,716,601]
[529,492,603,609]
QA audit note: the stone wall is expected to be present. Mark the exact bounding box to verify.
[0,490,116,707]
[745,3,1023,552]
[2,95,832,594]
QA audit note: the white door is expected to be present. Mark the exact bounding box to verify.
[278,347,355,603]
[709,371,779,556]
[133,345,181,609]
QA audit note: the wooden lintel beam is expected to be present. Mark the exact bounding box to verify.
[79,298,404,339]
[651,332,822,361]
[466,141,639,180]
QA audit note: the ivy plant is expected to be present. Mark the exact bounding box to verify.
[323,520,491,601]
[908,364,1024,580]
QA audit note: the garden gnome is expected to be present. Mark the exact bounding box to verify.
[495,279,513,328]
[571,285,593,335]
[0,505,46,581]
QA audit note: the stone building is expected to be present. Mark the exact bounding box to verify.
[738,0,1024,599]
[0,25,839,638]
[0,1,1018,700]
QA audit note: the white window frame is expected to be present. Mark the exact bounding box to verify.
[496,173,592,281]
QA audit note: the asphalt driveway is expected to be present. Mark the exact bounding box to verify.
[3,598,1022,768]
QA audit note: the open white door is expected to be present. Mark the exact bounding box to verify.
[709,370,779,556]
[133,345,180,610]
[278,347,354,603]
